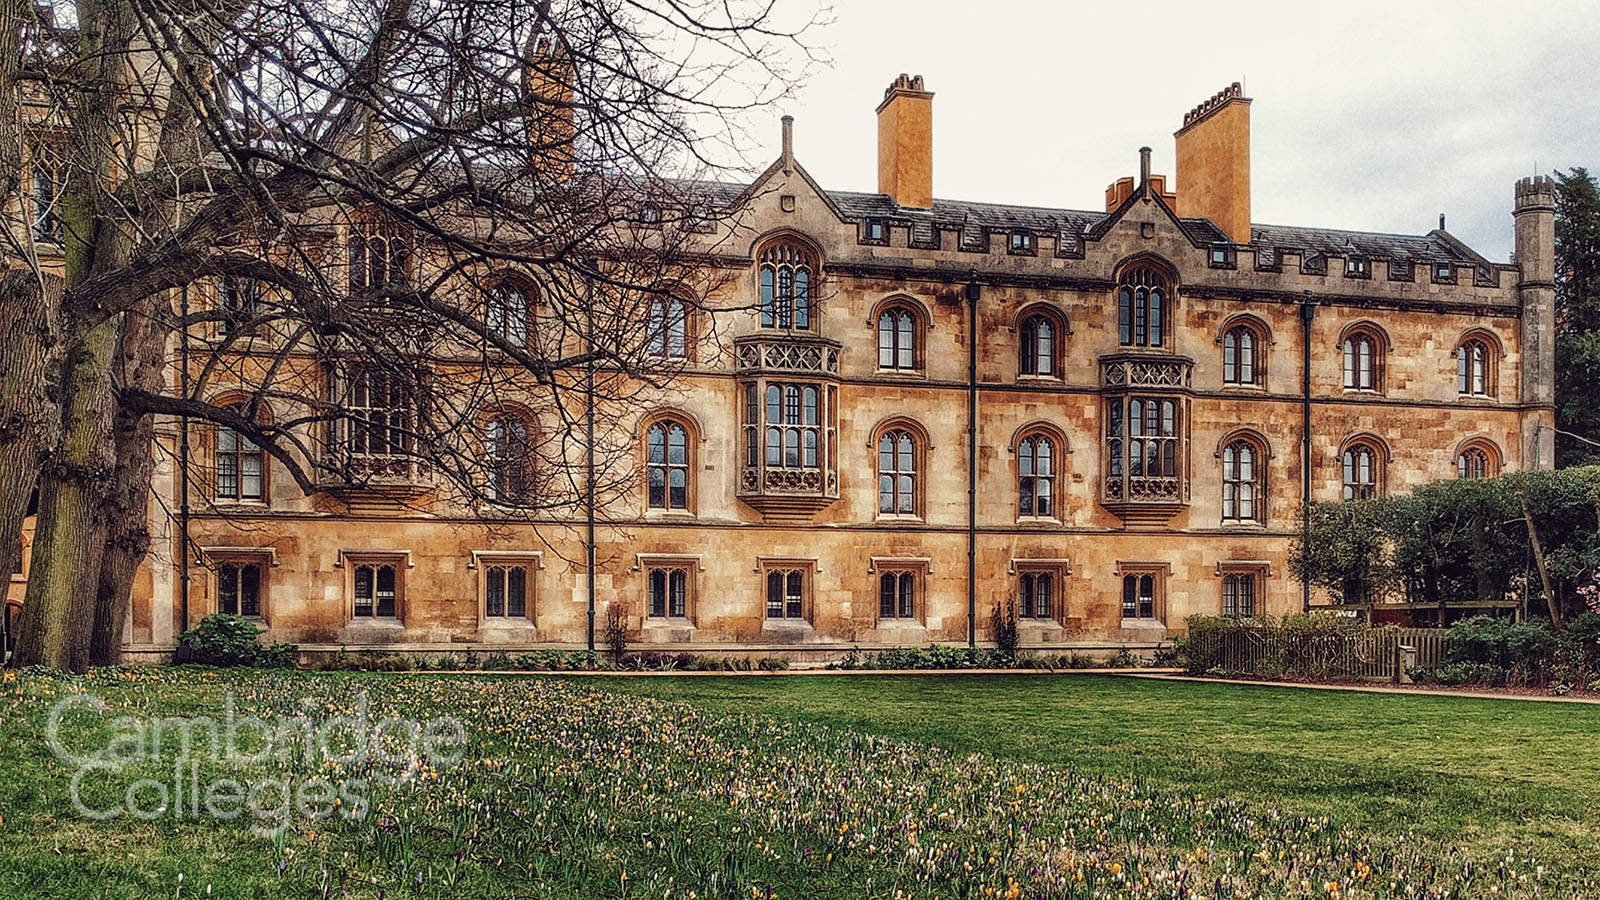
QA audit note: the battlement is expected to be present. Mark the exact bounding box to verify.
[1514,175,1557,212]
[1181,82,1247,130]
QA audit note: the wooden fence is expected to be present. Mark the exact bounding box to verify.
[1187,626,1450,681]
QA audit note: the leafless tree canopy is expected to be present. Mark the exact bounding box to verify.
[0,0,825,669]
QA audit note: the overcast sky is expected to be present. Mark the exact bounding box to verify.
[742,0,1599,261]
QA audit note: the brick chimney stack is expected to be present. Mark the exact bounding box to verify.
[523,34,575,178]
[1174,83,1251,243]
[876,74,933,209]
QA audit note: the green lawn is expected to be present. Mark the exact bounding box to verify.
[1,668,1595,899]
[602,674,1600,873]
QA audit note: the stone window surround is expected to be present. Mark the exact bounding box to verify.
[1115,560,1170,624]
[469,550,543,625]
[1009,557,1071,625]
[200,546,278,624]
[634,553,703,625]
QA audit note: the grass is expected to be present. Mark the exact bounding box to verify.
[0,667,1595,899]
[604,674,1600,871]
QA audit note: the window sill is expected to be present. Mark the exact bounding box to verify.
[874,513,924,525]
[1341,388,1384,397]
[873,368,926,378]
[480,617,535,627]
[1219,383,1266,392]
[643,617,695,626]
[761,618,813,630]
[1219,520,1266,531]
[1015,374,1062,383]
[212,500,270,510]
[644,509,696,520]
[1015,516,1063,527]
[1120,617,1167,626]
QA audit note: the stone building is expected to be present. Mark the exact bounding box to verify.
[10,78,1559,658]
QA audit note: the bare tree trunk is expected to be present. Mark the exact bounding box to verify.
[90,293,167,665]
[0,275,59,591]
[15,316,121,671]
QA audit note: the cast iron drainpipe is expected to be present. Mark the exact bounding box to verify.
[1299,295,1316,613]
[965,273,981,647]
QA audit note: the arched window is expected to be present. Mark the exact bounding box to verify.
[1117,266,1168,348]
[485,565,528,618]
[1455,441,1499,480]
[216,416,266,503]
[1019,313,1057,376]
[486,282,532,348]
[879,571,915,619]
[1342,330,1382,391]
[877,305,917,371]
[648,295,689,358]
[1017,433,1056,518]
[1018,571,1053,619]
[647,420,690,511]
[348,221,410,293]
[1222,325,1258,385]
[1121,573,1156,619]
[1221,439,1261,523]
[1457,338,1491,397]
[877,428,918,516]
[30,144,66,241]
[758,241,815,330]
[352,563,399,618]
[1341,442,1381,501]
[485,415,533,504]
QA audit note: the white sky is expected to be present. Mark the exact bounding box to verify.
[743,0,1600,261]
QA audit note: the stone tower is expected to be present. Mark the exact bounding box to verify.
[1514,175,1557,468]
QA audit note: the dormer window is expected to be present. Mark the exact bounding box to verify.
[758,240,815,330]
[1434,262,1455,283]
[1008,231,1034,254]
[863,219,886,243]
[639,203,662,225]
[1346,256,1369,277]
[1209,246,1233,268]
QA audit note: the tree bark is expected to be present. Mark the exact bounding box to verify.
[90,293,167,666]
[0,275,59,593]
[1516,477,1563,631]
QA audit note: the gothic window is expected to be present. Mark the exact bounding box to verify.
[1222,325,1259,386]
[1341,442,1382,501]
[217,561,263,618]
[485,415,534,504]
[1107,398,1181,491]
[486,282,533,349]
[764,566,809,620]
[758,241,815,330]
[1457,338,1492,397]
[878,571,916,619]
[216,418,265,503]
[1017,432,1057,519]
[1222,572,1256,617]
[763,383,822,470]
[646,420,690,511]
[1018,571,1054,619]
[877,305,917,371]
[1221,438,1261,524]
[1117,266,1168,348]
[348,221,411,293]
[1019,313,1058,376]
[484,564,530,618]
[876,428,918,517]
[1119,569,1164,621]
[1341,329,1383,391]
[30,144,66,242]
[647,295,690,359]
[219,277,262,337]
[1456,441,1498,480]
[648,566,690,618]
[351,561,401,620]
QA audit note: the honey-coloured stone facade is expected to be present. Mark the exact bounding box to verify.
[57,79,1557,657]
